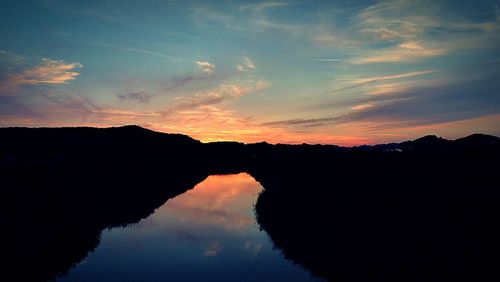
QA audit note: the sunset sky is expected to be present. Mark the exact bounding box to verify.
[1,0,499,145]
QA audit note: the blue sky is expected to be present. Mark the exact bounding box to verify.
[1,0,499,144]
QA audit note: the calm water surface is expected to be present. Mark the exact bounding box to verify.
[58,173,319,281]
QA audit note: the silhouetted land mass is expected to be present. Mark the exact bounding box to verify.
[1,125,499,281]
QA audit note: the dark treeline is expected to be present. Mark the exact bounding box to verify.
[251,135,500,282]
[1,125,499,281]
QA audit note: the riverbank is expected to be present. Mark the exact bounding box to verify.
[2,126,499,281]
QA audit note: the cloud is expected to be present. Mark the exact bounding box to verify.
[174,80,270,109]
[0,58,82,95]
[117,91,153,103]
[327,70,436,95]
[89,42,190,62]
[241,1,292,12]
[164,173,259,231]
[170,76,197,90]
[90,108,160,122]
[196,61,215,75]
[146,80,273,143]
[0,96,45,123]
[204,242,222,257]
[1,59,82,94]
[351,103,374,111]
[0,86,102,124]
[40,90,100,113]
[343,0,500,64]
[497,1,500,21]
[351,41,446,64]
[18,58,82,84]
[262,116,338,128]
[312,58,344,62]
[0,49,25,64]
[192,5,305,36]
[264,61,500,143]
[367,83,410,95]
[312,24,358,47]
[191,8,235,30]
[350,70,436,85]
[329,67,500,130]
[355,0,443,41]
[116,74,214,98]
[236,56,255,71]
[0,80,162,126]
[251,18,305,35]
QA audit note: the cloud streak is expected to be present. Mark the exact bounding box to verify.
[117,91,153,103]
[328,70,436,95]
[351,41,446,64]
[262,116,338,128]
[196,61,215,75]
[174,80,270,110]
[237,56,255,72]
[18,59,82,84]
[1,58,82,94]
[89,42,190,62]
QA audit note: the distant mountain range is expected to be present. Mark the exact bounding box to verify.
[1,125,498,156]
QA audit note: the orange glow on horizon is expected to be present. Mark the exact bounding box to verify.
[2,112,499,147]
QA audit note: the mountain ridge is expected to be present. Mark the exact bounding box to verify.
[1,125,498,148]
[2,125,500,281]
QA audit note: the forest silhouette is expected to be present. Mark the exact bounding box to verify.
[1,125,499,281]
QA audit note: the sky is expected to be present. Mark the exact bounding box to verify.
[1,0,500,145]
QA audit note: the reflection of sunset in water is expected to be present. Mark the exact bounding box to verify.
[59,173,319,282]
[160,173,262,230]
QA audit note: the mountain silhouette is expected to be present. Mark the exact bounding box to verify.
[1,126,499,281]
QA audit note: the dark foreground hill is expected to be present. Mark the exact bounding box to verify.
[1,126,499,281]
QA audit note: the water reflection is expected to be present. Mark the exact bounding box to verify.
[58,173,319,282]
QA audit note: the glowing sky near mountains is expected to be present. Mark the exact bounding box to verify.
[1,0,499,145]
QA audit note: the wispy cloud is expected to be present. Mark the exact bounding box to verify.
[17,58,81,85]
[351,41,446,64]
[263,116,338,128]
[251,18,305,35]
[351,103,374,111]
[328,70,436,95]
[1,58,82,94]
[191,7,236,30]
[355,0,435,40]
[326,67,500,131]
[89,42,190,62]
[192,4,305,36]
[196,61,215,75]
[312,58,344,62]
[0,49,25,64]
[174,80,270,110]
[240,1,293,12]
[204,242,222,257]
[350,70,436,85]
[312,24,358,47]
[342,0,500,64]
[117,91,153,103]
[236,56,255,71]
[0,95,45,123]
[367,83,411,95]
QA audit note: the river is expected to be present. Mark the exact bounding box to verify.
[58,173,320,281]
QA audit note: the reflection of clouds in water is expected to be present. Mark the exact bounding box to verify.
[244,241,263,256]
[204,242,222,257]
[156,173,262,231]
[63,173,317,282]
[165,204,253,231]
[174,173,260,209]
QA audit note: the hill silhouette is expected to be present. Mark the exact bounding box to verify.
[1,126,499,281]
